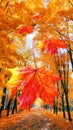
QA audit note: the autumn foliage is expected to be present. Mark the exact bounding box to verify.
[38,39,68,54]
[0,0,73,121]
[6,65,62,109]
[17,25,34,34]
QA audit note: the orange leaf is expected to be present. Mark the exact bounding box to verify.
[40,39,68,54]
[33,14,42,20]
[17,25,34,34]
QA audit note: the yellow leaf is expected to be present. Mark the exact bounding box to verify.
[37,41,44,48]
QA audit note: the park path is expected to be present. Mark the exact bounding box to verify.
[0,107,73,130]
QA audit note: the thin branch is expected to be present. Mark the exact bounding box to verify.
[32,40,37,69]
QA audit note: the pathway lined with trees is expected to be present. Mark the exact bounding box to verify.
[0,108,73,130]
[0,0,73,129]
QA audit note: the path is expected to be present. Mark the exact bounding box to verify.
[0,107,73,130]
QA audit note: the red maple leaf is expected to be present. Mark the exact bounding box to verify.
[41,39,68,54]
[33,14,42,20]
[6,65,62,110]
[17,25,34,34]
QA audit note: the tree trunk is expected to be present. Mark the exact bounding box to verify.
[65,92,72,121]
[62,94,66,118]
[2,87,7,108]
[6,99,11,116]
[0,87,7,117]
[0,107,2,117]
[53,100,56,114]
[12,97,17,114]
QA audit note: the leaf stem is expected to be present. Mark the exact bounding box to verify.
[32,39,37,69]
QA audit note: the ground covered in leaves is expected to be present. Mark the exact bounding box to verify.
[0,107,73,130]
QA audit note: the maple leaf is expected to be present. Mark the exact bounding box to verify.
[6,65,62,110]
[17,25,34,34]
[39,39,68,54]
[33,14,42,20]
